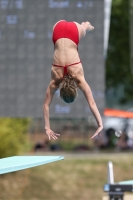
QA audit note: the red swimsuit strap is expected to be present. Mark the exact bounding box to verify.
[52,61,81,76]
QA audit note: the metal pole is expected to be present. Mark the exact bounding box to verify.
[107,161,114,184]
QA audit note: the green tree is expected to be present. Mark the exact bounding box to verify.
[0,118,30,158]
[106,0,133,105]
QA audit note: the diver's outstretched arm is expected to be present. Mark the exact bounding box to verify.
[43,81,60,140]
[77,77,103,139]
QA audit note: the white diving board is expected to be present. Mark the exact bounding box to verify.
[119,180,133,185]
[0,156,64,175]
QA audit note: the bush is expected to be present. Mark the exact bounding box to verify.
[0,118,31,158]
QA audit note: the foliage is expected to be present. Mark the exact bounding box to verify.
[0,118,31,158]
[106,0,133,104]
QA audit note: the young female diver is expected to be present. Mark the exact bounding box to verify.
[43,20,103,140]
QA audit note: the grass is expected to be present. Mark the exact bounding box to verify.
[0,153,133,200]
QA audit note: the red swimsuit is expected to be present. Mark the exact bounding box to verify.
[52,20,81,76]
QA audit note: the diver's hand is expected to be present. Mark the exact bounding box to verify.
[86,21,94,32]
[90,125,103,139]
[45,128,60,140]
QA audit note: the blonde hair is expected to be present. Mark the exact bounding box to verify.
[59,74,78,103]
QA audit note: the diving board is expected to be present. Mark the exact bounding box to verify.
[119,180,133,185]
[0,156,64,175]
